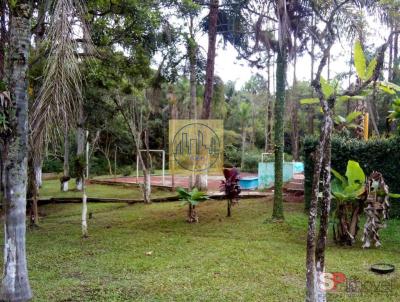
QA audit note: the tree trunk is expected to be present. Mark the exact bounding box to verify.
[388,29,393,81]
[187,204,198,223]
[290,50,299,161]
[197,0,218,192]
[290,103,299,161]
[82,188,88,238]
[201,0,219,119]
[314,127,333,302]
[142,168,151,204]
[264,97,270,152]
[227,199,232,217]
[33,156,42,188]
[0,2,33,300]
[76,108,85,191]
[241,125,246,170]
[27,156,39,227]
[0,0,7,80]
[272,48,286,220]
[188,15,197,120]
[305,106,333,302]
[188,17,197,190]
[62,126,70,192]
[0,142,7,208]
[393,30,399,81]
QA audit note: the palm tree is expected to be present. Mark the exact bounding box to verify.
[0,1,33,300]
[30,0,94,236]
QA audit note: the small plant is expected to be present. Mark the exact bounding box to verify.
[177,187,209,223]
[331,160,368,245]
[331,160,399,247]
[220,167,241,217]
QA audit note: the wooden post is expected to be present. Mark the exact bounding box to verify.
[364,113,369,141]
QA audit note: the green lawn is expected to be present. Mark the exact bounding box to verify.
[8,186,398,302]
[39,179,174,199]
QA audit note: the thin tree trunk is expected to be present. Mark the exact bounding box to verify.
[62,126,70,192]
[268,100,274,150]
[305,109,333,302]
[33,156,42,188]
[76,108,85,191]
[314,121,333,302]
[388,29,393,81]
[188,16,197,190]
[393,30,399,81]
[0,2,33,300]
[290,47,299,161]
[0,0,7,80]
[264,97,270,152]
[309,21,315,135]
[272,48,286,220]
[81,183,88,237]
[227,199,232,217]
[241,125,246,169]
[189,15,197,120]
[27,156,39,227]
[264,56,271,152]
[0,142,6,207]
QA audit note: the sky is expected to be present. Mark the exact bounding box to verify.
[194,14,390,91]
[152,7,391,93]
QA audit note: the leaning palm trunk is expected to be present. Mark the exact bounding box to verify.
[0,2,33,300]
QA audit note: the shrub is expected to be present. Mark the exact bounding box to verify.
[118,165,133,176]
[304,136,400,218]
[42,157,63,173]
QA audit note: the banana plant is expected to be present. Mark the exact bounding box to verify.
[333,111,363,135]
[388,98,400,131]
[177,187,209,223]
[331,160,368,245]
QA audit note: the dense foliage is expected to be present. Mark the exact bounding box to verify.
[304,136,400,217]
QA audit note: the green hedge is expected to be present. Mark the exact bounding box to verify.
[304,136,400,218]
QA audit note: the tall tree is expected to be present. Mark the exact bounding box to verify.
[202,0,219,119]
[0,1,33,300]
[304,2,394,300]
[213,0,311,220]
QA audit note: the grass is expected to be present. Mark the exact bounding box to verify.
[4,181,400,301]
[39,179,174,199]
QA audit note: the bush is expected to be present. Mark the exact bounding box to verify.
[224,145,241,168]
[241,152,259,172]
[118,165,133,176]
[42,157,63,173]
[304,136,400,218]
